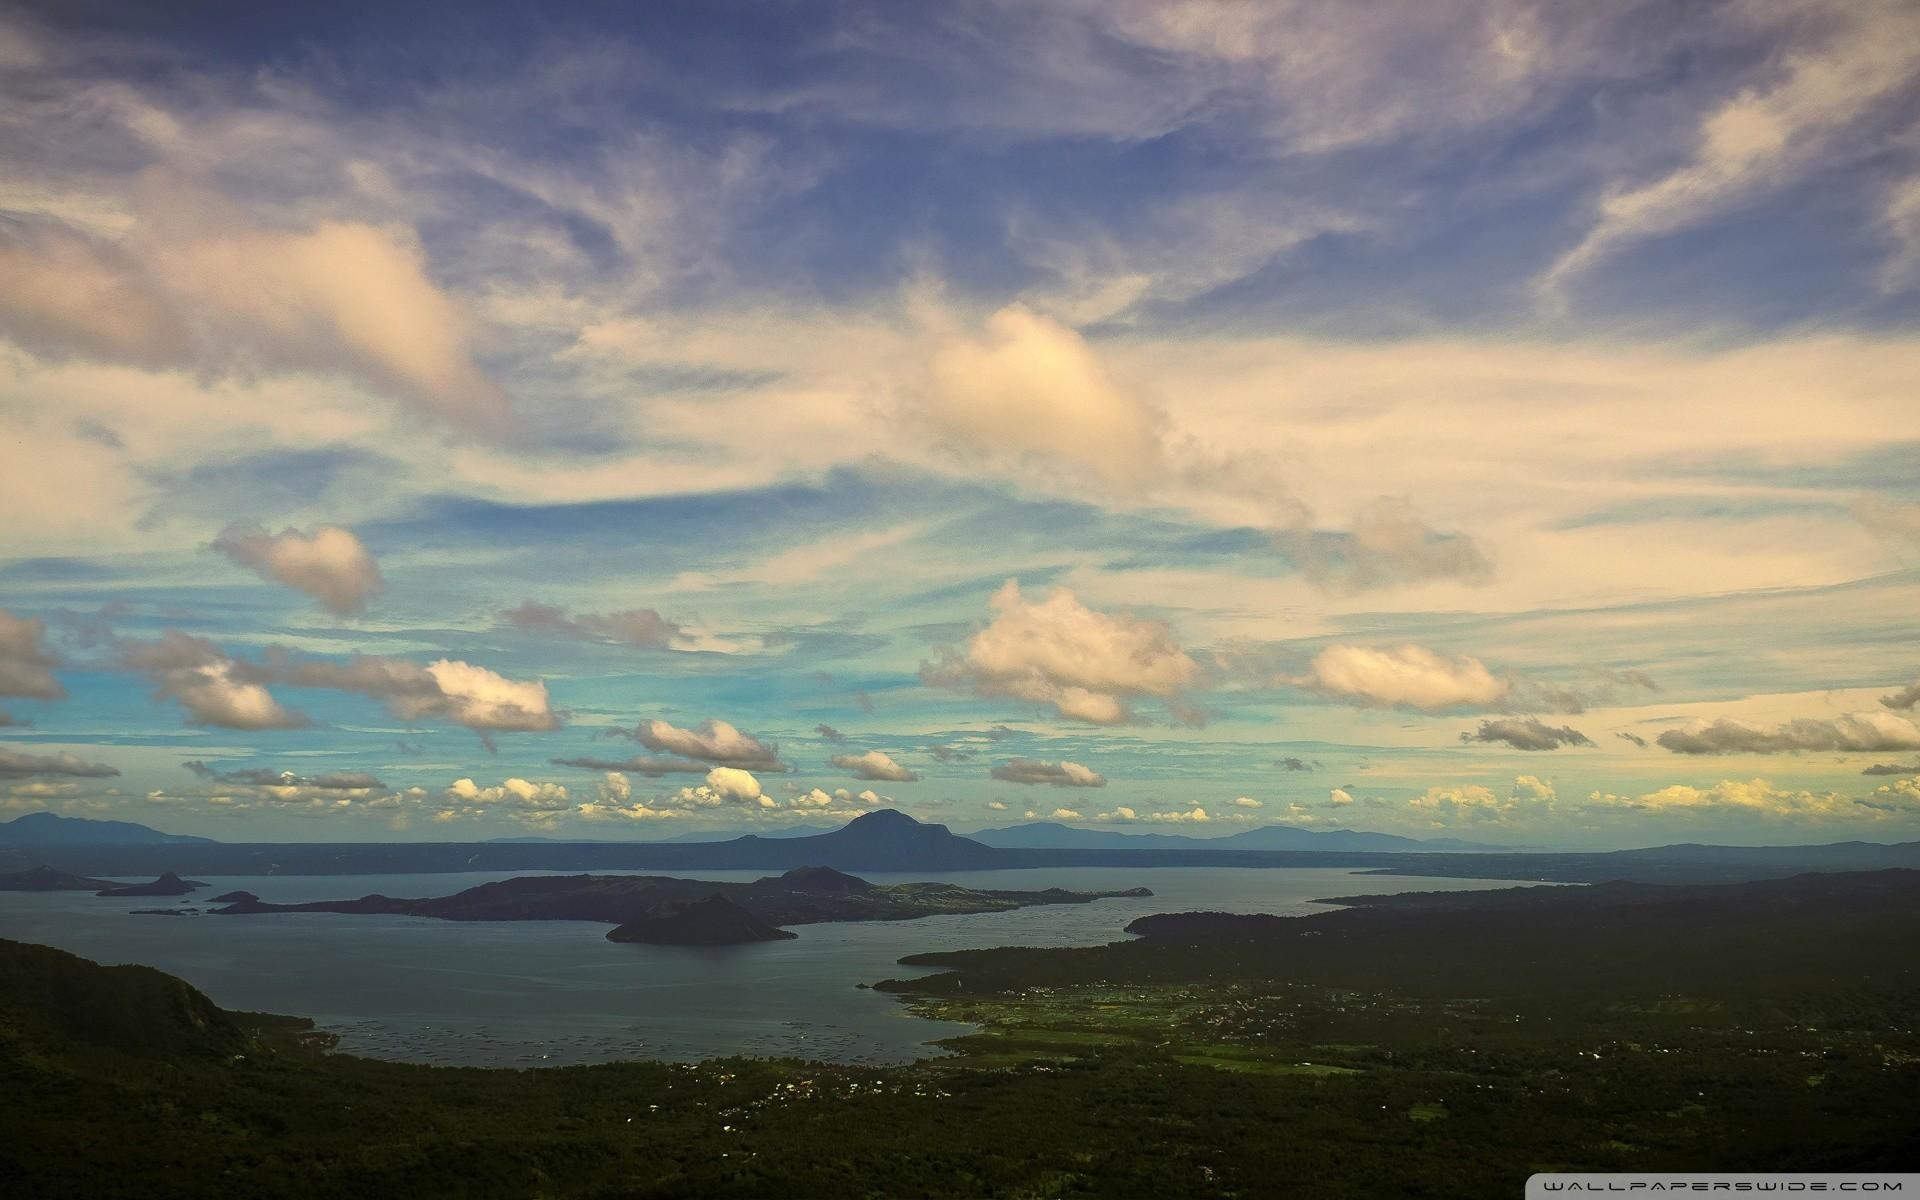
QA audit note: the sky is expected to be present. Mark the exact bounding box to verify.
[2,0,1919,849]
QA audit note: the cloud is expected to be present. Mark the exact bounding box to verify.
[1511,775,1557,804]
[1146,806,1209,823]
[259,653,560,736]
[1880,676,1920,711]
[212,522,382,615]
[1409,783,1514,823]
[1289,643,1506,711]
[0,748,119,779]
[1862,762,1920,776]
[497,601,684,650]
[924,579,1198,725]
[815,723,848,743]
[549,755,710,776]
[1617,731,1649,748]
[446,777,570,809]
[1506,669,1660,716]
[0,609,64,701]
[1293,497,1493,592]
[925,305,1162,486]
[1232,796,1263,809]
[617,718,785,770]
[1329,787,1355,806]
[1656,712,1920,755]
[184,761,383,791]
[1274,756,1317,772]
[990,758,1107,788]
[122,632,309,730]
[0,201,513,434]
[1541,2,1920,298]
[985,800,1008,811]
[831,749,919,782]
[698,767,766,806]
[1461,717,1594,751]
[1586,778,1866,819]
[1853,495,1920,550]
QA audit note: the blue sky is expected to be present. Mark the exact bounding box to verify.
[2,0,1919,847]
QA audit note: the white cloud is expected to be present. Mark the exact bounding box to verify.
[1511,774,1557,803]
[925,579,1198,725]
[1147,806,1209,823]
[1049,807,1083,820]
[1329,787,1355,806]
[0,194,514,433]
[986,800,1009,811]
[1232,796,1263,809]
[122,632,308,730]
[212,522,382,615]
[702,766,765,805]
[445,777,570,808]
[830,749,919,782]
[1290,644,1507,711]
[989,759,1108,788]
[1586,778,1869,820]
[626,718,784,768]
[1409,783,1512,823]
[1292,496,1494,593]
[925,305,1162,486]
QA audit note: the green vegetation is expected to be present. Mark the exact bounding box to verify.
[3,870,1917,1197]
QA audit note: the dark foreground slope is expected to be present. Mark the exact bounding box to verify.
[2,871,1916,1199]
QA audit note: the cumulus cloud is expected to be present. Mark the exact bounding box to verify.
[121,636,557,739]
[0,203,513,434]
[212,522,382,616]
[0,748,119,779]
[831,749,919,782]
[1147,806,1209,823]
[615,718,786,770]
[986,799,1009,811]
[1409,783,1512,823]
[1511,775,1557,804]
[926,305,1162,486]
[497,601,684,650]
[0,609,65,703]
[1586,778,1864,820]
[260,653,560,737]
[1329,787,1355,806]
[1293,497,1493,592]
[1461,717,1595,751]
[1232,796,1263,809]
[122,632,309,730]
[1656,712,1920,755]
[446,777,571,810]
[923,579,1198,725]
[1289,643,1506,711]
[990,758,1108,788]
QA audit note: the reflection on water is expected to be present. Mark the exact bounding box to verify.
[0,866,1536,1067]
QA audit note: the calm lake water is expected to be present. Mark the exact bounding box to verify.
[0,867,1535,1067]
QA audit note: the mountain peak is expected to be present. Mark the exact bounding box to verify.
[843,808,921,828]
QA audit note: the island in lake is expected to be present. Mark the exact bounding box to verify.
[211,865,1152,945]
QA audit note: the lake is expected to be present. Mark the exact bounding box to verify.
[0,867,1538,1066]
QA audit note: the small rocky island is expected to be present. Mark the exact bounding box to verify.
[95,872,208,898]
[211,866,1152,946]
[605,894,797,945]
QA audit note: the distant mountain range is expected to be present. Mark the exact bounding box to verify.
[969,821,1498,853]
[0,812,214,846]
[3,809,1919,887]
[488,825,838,845]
